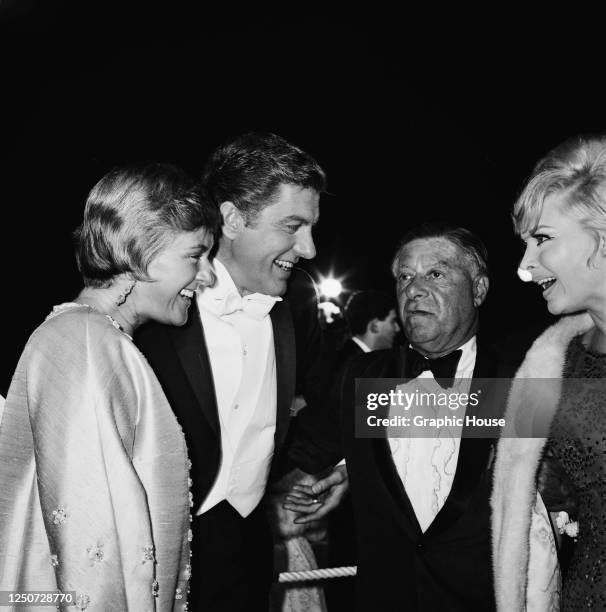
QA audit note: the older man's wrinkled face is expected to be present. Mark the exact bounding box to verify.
[393,237,487,358]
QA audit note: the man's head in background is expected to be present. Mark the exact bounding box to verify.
[345,290,400,351]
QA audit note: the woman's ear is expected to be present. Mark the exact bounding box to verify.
[220,201,244,239]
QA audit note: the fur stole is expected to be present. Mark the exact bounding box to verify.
[491,313,593,611]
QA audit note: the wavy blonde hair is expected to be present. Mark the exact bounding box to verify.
[75,162,221,287]
[513,135,606,244]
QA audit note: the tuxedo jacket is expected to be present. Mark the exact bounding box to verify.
[293,338,504,612]
[335,337,364,365]
[134,299,296,509]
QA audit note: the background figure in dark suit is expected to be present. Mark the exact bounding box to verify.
[135,132,334,612]
[288,223,502,611]
[283,267,326,419]
[325,289,399,611]
[338,289,399,360]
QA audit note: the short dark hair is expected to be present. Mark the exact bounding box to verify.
[75,162,222,287]
[392,222,488,278]
[201,132,326,223]
[345,290,395,336]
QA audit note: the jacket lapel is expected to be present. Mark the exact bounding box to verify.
[370,347,423,539]
[424,338,497,538]
[168,300,295,445]
[374,436,424,540]
[271,301,296,449]
[170,300,220,435]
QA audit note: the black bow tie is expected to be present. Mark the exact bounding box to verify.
[405,347,463,389]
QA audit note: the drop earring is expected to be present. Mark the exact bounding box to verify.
[116,280,136,307]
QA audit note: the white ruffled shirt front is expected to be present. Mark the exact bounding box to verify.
[388,336,476,532]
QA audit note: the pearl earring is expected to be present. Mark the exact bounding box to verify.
[517,268,532,282]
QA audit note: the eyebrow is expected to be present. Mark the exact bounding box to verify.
[396,260,454,271]
[433,260,453,268]
[189,243,210,253]
[279,214,319,226]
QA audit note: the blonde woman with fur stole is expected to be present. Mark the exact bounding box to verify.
[492,135,606,611]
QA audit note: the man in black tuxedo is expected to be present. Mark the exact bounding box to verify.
[324,289,398,610]
[288,222,501,611]
[135,132,335,612]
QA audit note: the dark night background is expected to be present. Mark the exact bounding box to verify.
[2,3,605,393]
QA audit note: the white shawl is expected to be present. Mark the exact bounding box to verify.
[491,313,593,611]
[0,305,192,611]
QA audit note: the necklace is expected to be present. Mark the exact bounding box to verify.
[51,302,132,339]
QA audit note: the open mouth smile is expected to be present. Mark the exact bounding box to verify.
[179,288,195,301]
[274,259,294,272]
[537,277,556,293]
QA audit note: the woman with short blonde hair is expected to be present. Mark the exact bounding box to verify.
[493,135,606,611]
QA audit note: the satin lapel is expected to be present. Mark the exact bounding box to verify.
[374,436,423,540]
[271,301,296,449]
[170,300,220,435]
[424,339,497,538]
[372,346,422,540]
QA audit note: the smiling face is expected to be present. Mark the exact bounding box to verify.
[218,183,319,296]
[134,227,214,326]
[393,237,487,357]
[520,191,606,316]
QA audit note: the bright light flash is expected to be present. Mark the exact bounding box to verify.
[319,277,343,298]
[318,301,341,324]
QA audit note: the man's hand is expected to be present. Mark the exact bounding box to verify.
[283,464,348,524]
[266,468,326,538]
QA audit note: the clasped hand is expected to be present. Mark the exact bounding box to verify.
[283,464,349,524]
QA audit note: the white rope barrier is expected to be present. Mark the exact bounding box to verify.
[278,566,357,583]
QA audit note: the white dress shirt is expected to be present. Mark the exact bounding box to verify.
[388,336,477,532]
[196,259,281,517]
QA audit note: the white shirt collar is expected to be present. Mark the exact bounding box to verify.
[198,259,282,318]
[455,335,477,378]
[203,259,240,302]
[351,336,372,353]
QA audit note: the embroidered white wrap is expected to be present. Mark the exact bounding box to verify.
[0,305,192,611]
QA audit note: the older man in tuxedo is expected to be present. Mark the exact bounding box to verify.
[135,132,337,612]
[288,222,501,611]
